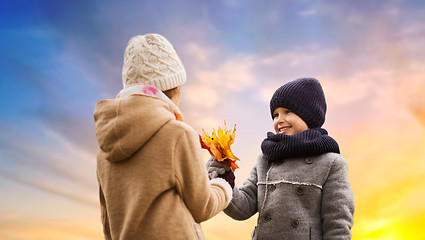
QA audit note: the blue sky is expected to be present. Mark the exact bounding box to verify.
[1,0,425,239]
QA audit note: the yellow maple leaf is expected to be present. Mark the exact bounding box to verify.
[200,121,240,171]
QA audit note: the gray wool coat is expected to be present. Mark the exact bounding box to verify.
[224,152,354,240]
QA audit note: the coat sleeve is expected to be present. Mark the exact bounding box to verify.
[321,156,355,239]
[173,128,233,223]
[224,163,259,220]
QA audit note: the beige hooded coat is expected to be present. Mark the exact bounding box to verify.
[94,94,232,240]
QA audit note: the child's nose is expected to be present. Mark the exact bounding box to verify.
[277,115,285,123]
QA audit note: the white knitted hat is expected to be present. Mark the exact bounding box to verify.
[122,34,186,91]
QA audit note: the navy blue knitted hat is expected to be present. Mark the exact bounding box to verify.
[270,78,327,128]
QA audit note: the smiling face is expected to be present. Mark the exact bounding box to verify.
[273,107,309,135]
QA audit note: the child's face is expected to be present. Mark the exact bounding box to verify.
[273,107,309,135]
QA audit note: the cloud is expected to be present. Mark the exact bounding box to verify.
[194,54,255,91]
[258,44,340,75]
[322,68,395,106]
[0,169,98,208]
[386,8,400,16]
[193,117,222,132]
[184,85,219,108]
[182,41,217,68]
[394,70,425,127]
[258,85,277,103]
[401,23,425,36]
[185,41,344,106]
[300,8,317,17]
[189,51,254,92]
[181,41,257,109]
[0,123,98,207]
[346,14,364,24]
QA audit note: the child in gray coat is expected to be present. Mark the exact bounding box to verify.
[207,78,355,240]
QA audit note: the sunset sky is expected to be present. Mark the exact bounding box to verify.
[1,0,425,239]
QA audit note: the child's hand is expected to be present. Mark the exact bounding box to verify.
[206,157,231,179]
[206,157,235,188]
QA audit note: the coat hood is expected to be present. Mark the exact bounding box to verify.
[94,94,174,162]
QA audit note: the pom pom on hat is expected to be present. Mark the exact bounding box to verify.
[270,78,327,128]
[122,34,186,91]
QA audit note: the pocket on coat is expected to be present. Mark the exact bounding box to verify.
[251,226,258,240]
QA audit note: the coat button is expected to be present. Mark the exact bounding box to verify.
[269,184,276,192]
[263,214,271,223]
[296,187,304,195]
[305,158,313,164]
[291,219,300,228]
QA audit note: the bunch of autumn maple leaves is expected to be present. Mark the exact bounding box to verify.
[199,122,240,171]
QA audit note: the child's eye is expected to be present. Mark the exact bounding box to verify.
[273,114,279,119]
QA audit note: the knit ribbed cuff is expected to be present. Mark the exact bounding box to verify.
[210,177,233,206]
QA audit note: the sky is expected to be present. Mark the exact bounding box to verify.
[1,0,425,239]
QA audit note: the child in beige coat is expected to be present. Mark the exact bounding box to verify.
[94,34,232,240]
